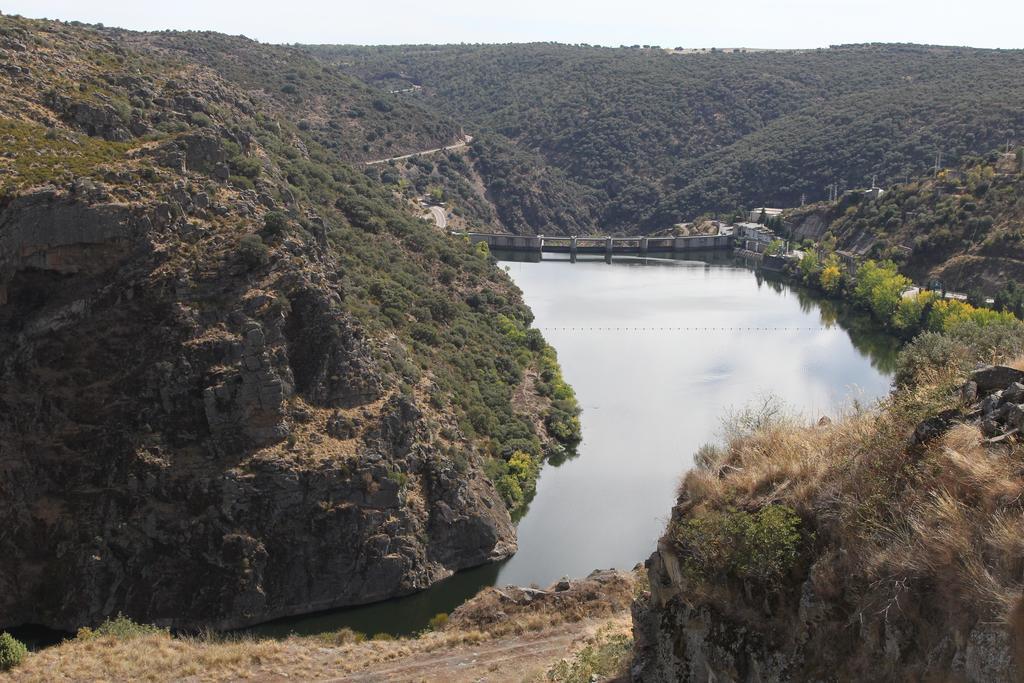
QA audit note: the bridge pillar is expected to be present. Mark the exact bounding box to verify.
[639,237,648,255]
[605,237,613,257]
[570,236,577,261]
[537,234,544,259]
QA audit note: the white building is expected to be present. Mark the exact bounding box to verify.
[748,207,784,223]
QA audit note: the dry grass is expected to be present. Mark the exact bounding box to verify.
[5,632,299,682]
[671,373,1024,643]
[5,571,638,681]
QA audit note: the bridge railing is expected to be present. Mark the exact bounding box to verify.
[451,232,733,253]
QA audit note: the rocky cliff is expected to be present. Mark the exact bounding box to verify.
[0,15,575,631]
[632,328,1024,681]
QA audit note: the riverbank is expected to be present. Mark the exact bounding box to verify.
[2,571,638,682]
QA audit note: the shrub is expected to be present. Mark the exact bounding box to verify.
[495,474,524,507]
[262,211,289,239]
[238,234,270,269]
[229,155,262,179]
[547,630,632,682]
[0,632,27,671]
[673,504,802,586]
[76,614,165,640]
[427,612,449,630]
[188,112,212,128]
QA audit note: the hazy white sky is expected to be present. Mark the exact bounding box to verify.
[5,0,1024,48]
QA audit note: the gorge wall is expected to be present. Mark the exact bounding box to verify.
[0,15,572,631]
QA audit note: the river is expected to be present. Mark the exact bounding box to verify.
[255,255,898,637]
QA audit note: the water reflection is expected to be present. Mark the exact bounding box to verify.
[252,256,898,638]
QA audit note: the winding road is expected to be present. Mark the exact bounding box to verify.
[425,205,448,229]
[365,134,473,166]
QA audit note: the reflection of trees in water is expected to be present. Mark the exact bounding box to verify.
[765,273,900,375]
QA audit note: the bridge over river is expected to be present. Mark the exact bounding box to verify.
[452,232,733,259]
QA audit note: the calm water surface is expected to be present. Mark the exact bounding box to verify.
[255,256,897,637]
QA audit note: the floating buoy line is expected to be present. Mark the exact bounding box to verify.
[536,326,833,332]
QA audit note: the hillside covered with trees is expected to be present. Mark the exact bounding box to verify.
[308,43,1024,235]
[786,149,1024,295]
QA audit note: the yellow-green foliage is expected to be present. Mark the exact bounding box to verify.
[926,298,1018,332]
[0,118,135,193]
[819,257,843,294]
[427,612,449,631]
[0,632,27,671]
[491,449,541,509]
[76,614,165,641]
[796,248,1018,337]
[538,345,582,445]
[852,260,910,322]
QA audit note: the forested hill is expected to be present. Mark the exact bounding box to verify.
[307,43,1024,234]
[786,149,1024,296]
[117,30,462,163]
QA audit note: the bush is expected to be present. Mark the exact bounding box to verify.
[76,614,164,640]
[427,612,449,630]
[238,234,270,269]
[673,504,802,585]
[188,112,212,128]
[262,211,289,239]
[0,632,27,671]
[495,474,524,507]
[547,630,632,682]
[229,155,262,179]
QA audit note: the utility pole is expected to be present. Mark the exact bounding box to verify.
[800,193,806,206]
[934,149,942,176]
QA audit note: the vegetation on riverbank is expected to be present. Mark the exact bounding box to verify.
[792,249,1017,339]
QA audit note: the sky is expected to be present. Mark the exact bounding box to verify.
[5,0,1024,48]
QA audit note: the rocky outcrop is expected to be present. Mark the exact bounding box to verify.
[631,366,1024,683]
[632,549,1016,682]
[0,189,516,631]
[0,13,571,635]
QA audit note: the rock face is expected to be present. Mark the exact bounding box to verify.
[0,187,516,631]
[0,15,554,633]
[633,551,1016,682]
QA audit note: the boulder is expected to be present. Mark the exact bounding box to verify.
[970,366,1024,393]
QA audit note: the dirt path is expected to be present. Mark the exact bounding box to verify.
[264,616,628,683]
[365,135,473,166]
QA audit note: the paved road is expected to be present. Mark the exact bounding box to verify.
[365,135,473,166]
[426,205,447,229]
